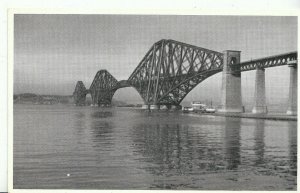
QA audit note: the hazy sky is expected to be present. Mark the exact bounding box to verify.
[14,15,297,106]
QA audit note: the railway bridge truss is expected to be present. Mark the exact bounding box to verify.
[73,39,297,113]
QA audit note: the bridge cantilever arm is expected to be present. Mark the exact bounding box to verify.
[166,39,224,56]
[128,39,224,81]
[157,68,222,104]
[128,45,155,81]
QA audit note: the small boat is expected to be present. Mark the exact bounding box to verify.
[191,101,207,113]
[191,100,216,113]
[205,100,216,113]
[205,108,216,113]
[182,106,193,113]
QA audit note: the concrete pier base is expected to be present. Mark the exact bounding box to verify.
[252,67,268,114]
[141,104,149,110]
[149,104,160,110]
[252,106,268,114]
[160,105,168,110]
[286,63,297,115]
[169,105,181,111]
[218,50,244,113]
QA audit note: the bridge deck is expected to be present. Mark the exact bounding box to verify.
[235,51,297,71]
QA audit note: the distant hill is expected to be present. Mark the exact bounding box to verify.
[14,93,132,106]
[14,93,74,105]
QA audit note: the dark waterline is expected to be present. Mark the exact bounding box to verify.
[13,104,297,190]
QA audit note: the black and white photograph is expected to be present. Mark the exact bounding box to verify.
[11,13,297,191]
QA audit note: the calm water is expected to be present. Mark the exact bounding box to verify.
[14,104,297,190]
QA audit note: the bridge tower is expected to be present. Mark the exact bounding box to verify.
[89,70,119,106]
[286,61,297,115]
[73,81,88,106]
[218,50,244,113]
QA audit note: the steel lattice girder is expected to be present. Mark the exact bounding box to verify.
[74,39,298,107]
[89,70,119,105]
[73,81,88,105]
[234,52,297,72]
[128,39,224,105]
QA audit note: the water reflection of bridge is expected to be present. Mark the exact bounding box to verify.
[82,109,297,188]
[73,39,297,115]
[128,118,241,173]
[125,117,297,177]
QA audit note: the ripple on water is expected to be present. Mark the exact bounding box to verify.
[13,105,297,190]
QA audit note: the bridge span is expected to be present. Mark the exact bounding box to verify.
[73,39,297,115]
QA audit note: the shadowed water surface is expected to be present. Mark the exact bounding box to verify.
[14,104,297,190]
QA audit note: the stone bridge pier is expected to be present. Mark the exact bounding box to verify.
[218,50,244,113]
[141,104,181,111]
[252,67,268,114]
[286,61,297,115]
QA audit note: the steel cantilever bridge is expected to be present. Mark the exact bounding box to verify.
[73,39,297,109]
